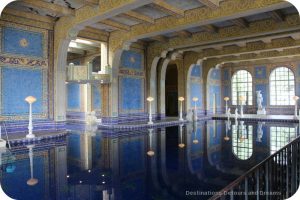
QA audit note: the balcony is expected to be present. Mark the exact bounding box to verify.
[66,63,111,84]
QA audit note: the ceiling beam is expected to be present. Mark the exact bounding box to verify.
[151,35,168,42]
[231,18,249,28]
[202,25,218,33]
[177,30,192,38]
[84,27,109,36]
[99,19,130,31]
[70,41,99,51]
[68,47,85,55]
[268,10,285,22]
[2,8,55,24]
[22,0,75,16]
[197,0,221,9]
[121,11,154,24]
[74,0,99,7]
[151,0,184,18]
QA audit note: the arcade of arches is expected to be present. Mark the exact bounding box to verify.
[0,0,300,127]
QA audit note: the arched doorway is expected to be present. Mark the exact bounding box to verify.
[165,64,178,117]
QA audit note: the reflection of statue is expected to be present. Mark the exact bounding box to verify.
[256,122,265,142]
[256,90,266,115]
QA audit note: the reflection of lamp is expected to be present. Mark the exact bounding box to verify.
[192,97,199,121]
[224,97,229,115]
[147,97,154,125]
[239,96,245,117]
[224,119,231,141]
[27,145,38,186]
[178,124,185,148]
[147,129,155,157]
[293,96,299,118]
[192,122,199,144]
[25,96,37,138]
[178,97,185,121]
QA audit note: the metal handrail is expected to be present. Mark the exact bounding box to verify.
[0,121,11,149]
[209,135,300,200]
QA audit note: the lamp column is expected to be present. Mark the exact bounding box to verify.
[147,97,154,125]
[25,96,37,139]
[178,97,185,121]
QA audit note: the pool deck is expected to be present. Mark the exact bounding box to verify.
[213,114,299,122]
[3,114,299,145]
[5,131,67,146]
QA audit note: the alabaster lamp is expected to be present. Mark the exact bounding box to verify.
[178,97,185,121]
[147,97,154,125]
[239,96,245,117]
[25,96,37,138]
[224,97,230,115]
[178,124,185,148]
[192,97,199,121]
[147,129,155,157]
[27,145,38,186]
[293,96,299,118]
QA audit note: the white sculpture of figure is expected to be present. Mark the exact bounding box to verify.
[256,90,266,115]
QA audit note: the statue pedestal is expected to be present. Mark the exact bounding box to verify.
[257,109,266,115]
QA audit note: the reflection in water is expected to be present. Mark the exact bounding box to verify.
[1,120,299,200]
[26,145,38,186]
[147,129,155,157]
[192,122,199,144]
[178,124,185,148]
[270,126,297,155]
[256,122,265,142]
[232,120,253,160]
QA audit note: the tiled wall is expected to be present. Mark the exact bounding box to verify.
[92,84,101,111]
[67,83,81,111]
[222,61,300,115]
[118,49,146,122]
[0,23,51,121]
[190,64,204,115]
[207,68,222,114]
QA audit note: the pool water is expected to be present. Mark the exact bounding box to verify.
[0,120,298,200]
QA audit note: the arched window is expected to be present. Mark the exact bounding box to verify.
[232,122,253,160]
[232,70,253,105]
[270,67,295,105]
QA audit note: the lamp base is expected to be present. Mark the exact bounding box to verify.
[179,118,184,121]
[148,121,154,125]
[26,133,35,139]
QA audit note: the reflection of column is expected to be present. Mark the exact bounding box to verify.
[160,129,170,186]
[55,146,68,199]
[80,133,92,170]
[150,131,160,190]
[27,145,38,186]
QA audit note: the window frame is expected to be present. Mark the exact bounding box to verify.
[231,70,253,106]
[269,67,295,106]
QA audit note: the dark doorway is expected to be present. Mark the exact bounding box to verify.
[165,64,178,117]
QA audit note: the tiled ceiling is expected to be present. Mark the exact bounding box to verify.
[133,5,169,19]
[164,0,203,11]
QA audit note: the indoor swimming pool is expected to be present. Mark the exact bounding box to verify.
[0,119,299,200]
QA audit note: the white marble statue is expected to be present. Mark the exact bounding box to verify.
[256,90,263,110]
[256,90,266,115]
